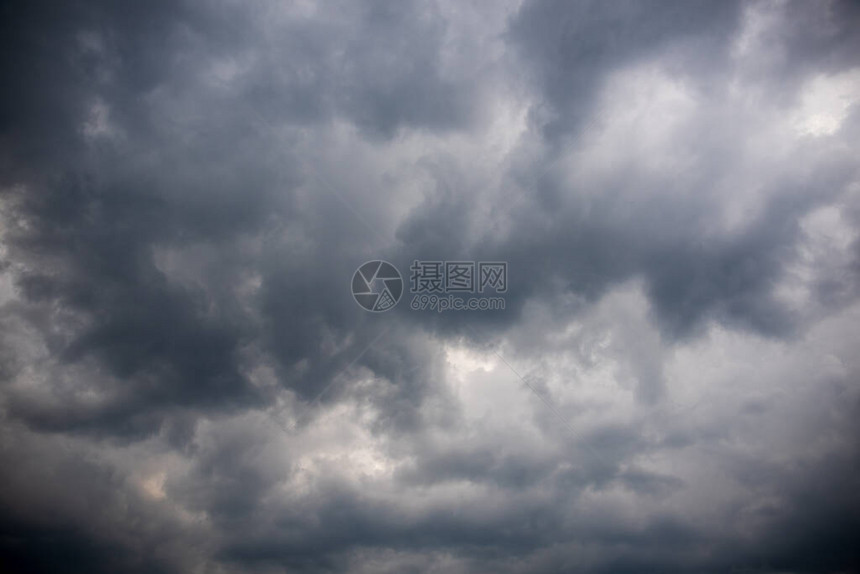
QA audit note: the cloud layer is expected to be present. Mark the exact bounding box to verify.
[2,1,859,572]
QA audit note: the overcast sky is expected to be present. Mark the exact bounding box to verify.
[1,1,860,573]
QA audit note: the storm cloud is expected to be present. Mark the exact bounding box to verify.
[2,0,860,572]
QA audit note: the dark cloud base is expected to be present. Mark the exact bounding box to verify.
[2,0,860,573]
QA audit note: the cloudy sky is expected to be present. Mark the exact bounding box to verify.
[2,1,860,572]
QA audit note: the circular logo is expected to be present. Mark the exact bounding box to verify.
[351,260,403,312]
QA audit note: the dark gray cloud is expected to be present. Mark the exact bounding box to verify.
[507,0,744,139]
[2,0,860,572]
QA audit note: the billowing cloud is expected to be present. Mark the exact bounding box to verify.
[1,1,859,572]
